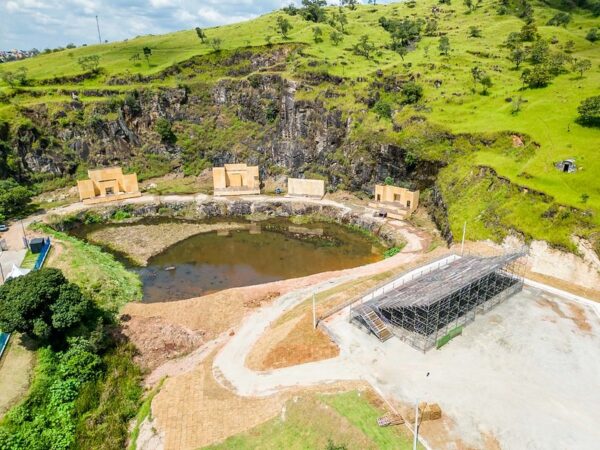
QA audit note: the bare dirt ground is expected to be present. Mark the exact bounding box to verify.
[86,221,249,266]
[146,346,370,450]
[0,335,34,418]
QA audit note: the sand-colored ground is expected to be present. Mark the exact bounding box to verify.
[87,221,250,266]
[0,335,34,418]
[147,347,372,450]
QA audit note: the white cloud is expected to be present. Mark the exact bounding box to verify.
[0,0,394,50]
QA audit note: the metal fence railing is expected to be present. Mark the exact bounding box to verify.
[33,238,51,271]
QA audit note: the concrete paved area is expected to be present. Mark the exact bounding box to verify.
[214,278,600,450]
[0,249,27,284]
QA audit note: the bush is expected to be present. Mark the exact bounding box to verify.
[401,81,423,104]
[577,96,600,127]
[155,117,177,144]
[373,100,392,119]
[586,28,599,43]
[384,247,402,258]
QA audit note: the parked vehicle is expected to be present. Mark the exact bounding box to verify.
[0,224,8,232]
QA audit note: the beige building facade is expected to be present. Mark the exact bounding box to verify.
[77,167,141,205]
[213,164,260,196]
[287,178,325,198]
[369,184,420,219]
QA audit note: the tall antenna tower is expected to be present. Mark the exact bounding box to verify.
[96,15,102,44]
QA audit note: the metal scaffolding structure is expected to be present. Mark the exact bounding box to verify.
[350,251,527,352]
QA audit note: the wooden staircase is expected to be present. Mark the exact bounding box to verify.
[355,305,393,342]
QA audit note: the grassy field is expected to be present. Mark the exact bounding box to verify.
[36,225,142,311]
[1,0,599,247]
[204,390,419,450]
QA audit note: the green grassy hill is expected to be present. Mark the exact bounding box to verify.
[1,0,599,252]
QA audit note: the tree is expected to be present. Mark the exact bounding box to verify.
[142,46,152,66]
[468,26,482,38]
[521,66,551,88]
[353,35,376,59]
[571,58,592,78]
[547,12,571,27]
[0,67,28,87]
[438,35,451,55]
[530,39,549,65]
[464,0,475,12]
[563,40,575,53]
[195,27,207,43]
[373,100,392,119]
[0,268,92,344]
[330,30,344,46]
[77,54,101,72]
[510,46,526,69]
[210,37,222,52]
[577,96,600,127]
[424,19,438,36]
[0,179,32,220]
[276,16,293,38]
[586,28,599,43]
[520,22,538,42]
[341,0,358,9]
[155,118,177,144]
[312,26,323,43]
[300,0,327,23]
[504,32,521,49]
[332,9,348,32]
[471,66,492,94]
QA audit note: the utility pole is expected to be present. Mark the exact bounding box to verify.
[412,398,419,450]
[96,15,102,44]
[460,221,467,256]
[312,293,317,329]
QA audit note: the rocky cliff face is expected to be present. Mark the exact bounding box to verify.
[10,48,443,195]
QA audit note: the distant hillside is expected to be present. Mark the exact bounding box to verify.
[0,0,599,254]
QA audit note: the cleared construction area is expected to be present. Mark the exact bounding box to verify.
[351,252,526,351]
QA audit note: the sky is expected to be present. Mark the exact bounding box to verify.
[0,0,395,51]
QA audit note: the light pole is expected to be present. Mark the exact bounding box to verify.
[20,218,27,249]
[413,371,430,450]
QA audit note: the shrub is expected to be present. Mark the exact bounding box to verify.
[586,28,599,43]
[155,117,177,144]
[384,247,402,258]
[401,81,423,104]
[373,100,392,119]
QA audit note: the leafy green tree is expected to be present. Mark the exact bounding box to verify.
[464,0,475,12]
[563,40,575,53]
[547,12,571,27]
[155,118,177,144]
[300,0,327,23]
[0,179,32,220]
[0,67,28,87]
[424,19,438,36]
[77,55,101,72]
[142,46,152,66]
[353,34,376,59]
[0,268,93,344]
[330,30,344,46]
[571,58,592,78]
[341,0,358,9]
[210,38,222,52]
[312,26,323,43]
[577,96,600,127]
[438,35,451,55]
[195,27,207,43]
[586,28,599,43]
[520,22,538,42]
[504,31,521,49]
[276,16,293,38]
[521,66,551,88]
[530,39,549,65]
[510,46,526,69]
[332,9,348,32]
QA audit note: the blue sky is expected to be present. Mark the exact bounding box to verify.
[0,1,395,50]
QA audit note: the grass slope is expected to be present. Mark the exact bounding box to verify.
[204,391,418,450]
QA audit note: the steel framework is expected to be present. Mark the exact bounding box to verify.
[350,251,526,352]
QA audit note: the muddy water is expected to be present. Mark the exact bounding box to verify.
[135,219,383,302]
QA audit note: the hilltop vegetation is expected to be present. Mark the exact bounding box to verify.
[0,0,599,253]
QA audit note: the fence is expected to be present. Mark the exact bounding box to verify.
[0,332,9,360]
[33,238,51,271]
